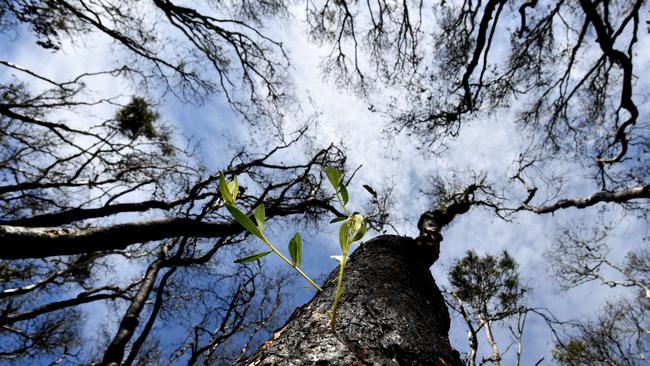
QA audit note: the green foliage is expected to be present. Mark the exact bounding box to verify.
[339,182,349,205]
[115,97,160,139]
[219,174,321,291]
[225,203,264,240]
[234,251,272,264]
[219,167,370,331]
[219,173,238,205]
[553,340,589,365]
[326,167,342,189]
[552,296,649,366]
[254,204,266,231]
[449,250,525,314]
[288,233,302,267]
[326,167,369,331]
[338,214,366,253]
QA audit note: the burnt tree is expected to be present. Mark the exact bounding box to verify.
[244,184,481,365]
[246,235,462,366]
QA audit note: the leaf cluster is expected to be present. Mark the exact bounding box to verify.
[219,173,316,289]
[325,167,368,330]
[115,97,160,140]
[553,296,649,366]
[449,250,525,314]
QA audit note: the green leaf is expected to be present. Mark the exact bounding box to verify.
[339,182,349,205]
[326,167,342,190]
[353,221,367,242]
[339,221,350,252]
[226,204,264,240]
[288,233,302,267]
[228,176,239,201]
[253,204,265,231]
[329,216,347,224]
[219,173,234,205]
[234,251,271,264]
[349,214,364,231]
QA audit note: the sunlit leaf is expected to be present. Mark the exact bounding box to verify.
[254,204,265,231]
[288,232,302,267]
[219,173,234,204]
[339,182,349,205]
[229,176,239,201]
[326,167,342,189]
[349,214,364,231]
[234,251,271,263]
[353,220,367,242]
[226,204,264,240]
[339,221,350,252]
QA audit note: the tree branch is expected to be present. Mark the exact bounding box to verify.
[0,219,238,259]
[521,184,649,214]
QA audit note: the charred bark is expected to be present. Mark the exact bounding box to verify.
[245,235,463,366]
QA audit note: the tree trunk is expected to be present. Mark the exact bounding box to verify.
[244,234,463,365]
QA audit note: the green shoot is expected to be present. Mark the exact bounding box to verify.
[219,173,322,291]
[325,167,368,331]
[220,168,369,330]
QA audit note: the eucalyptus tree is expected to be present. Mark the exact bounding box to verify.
[444,250,527,366]
[552,296,649,366]
[443,250,565,366]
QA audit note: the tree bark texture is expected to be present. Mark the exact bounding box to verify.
[245,235,463,366]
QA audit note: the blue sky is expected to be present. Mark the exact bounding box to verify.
[1,2,648,364]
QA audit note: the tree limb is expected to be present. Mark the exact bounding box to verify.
[521,184,649,214]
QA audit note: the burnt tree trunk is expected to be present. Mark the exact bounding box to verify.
[244,235,463,365]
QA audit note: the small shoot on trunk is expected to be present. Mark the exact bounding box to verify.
[325,167,368,332]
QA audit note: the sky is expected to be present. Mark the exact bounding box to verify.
[1,1,648,365]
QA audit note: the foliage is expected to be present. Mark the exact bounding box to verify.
[446,250,530,366]
[219,173,322,291]
[115,96,160,139]
[449,250,524,315]
[553,296,650,366]
[325,167,368,331]
[221,167,369,331]
[548,221,650,366]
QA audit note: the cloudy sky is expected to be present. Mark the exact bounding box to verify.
[2,1,647,364]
